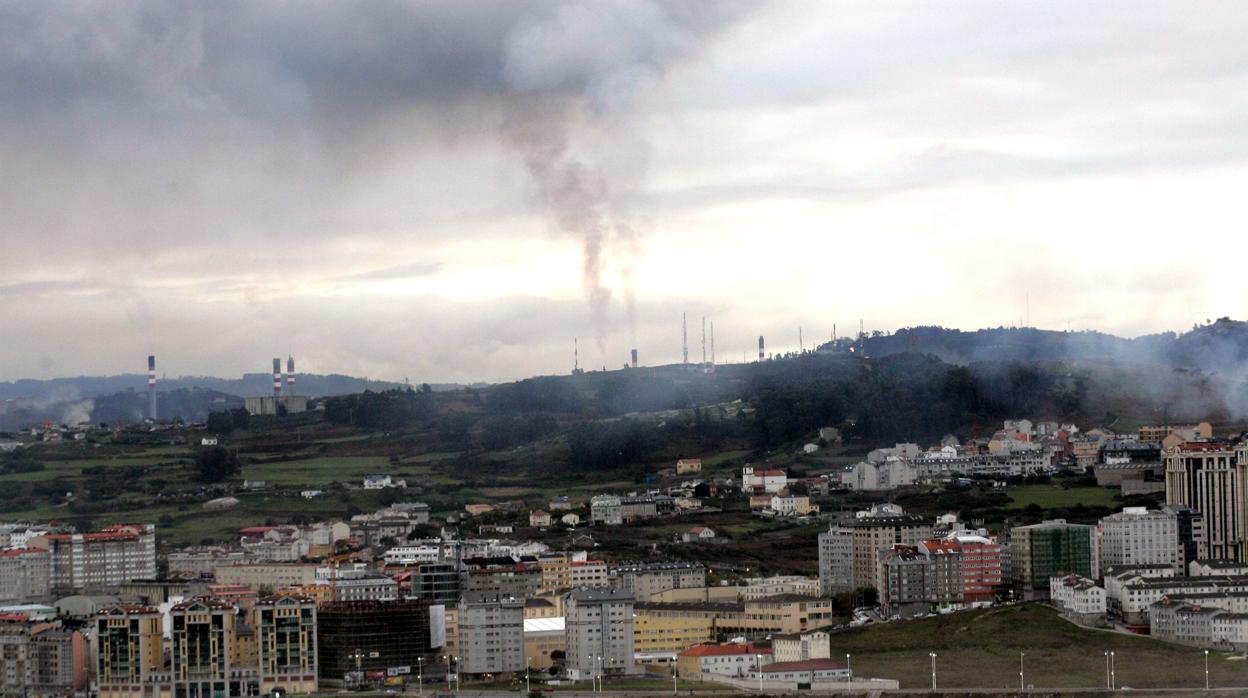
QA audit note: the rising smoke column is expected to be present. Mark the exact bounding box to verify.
[499,1,743,354]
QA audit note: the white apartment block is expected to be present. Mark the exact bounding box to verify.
[458,594,525,675]
[1099,508,1181,572]
[817,527,855,596]
[0,549,51,604]
[32,524,156,591]
[564,588,638,680]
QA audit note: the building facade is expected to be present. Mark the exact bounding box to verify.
[1100,507,1182,572]
[1165,442,1248,561]
[457,594,525,677]
[564,588,637,681]
[1010,520,1097,600]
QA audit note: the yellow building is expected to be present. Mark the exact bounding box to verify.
[95,605,165,698]
[676,459,703,475]
[522,617,566,671]
[253,595,319,695]
[648,586,739,604]
[632,602,722,656]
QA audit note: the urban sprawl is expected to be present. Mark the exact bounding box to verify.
[3,418,1248,695]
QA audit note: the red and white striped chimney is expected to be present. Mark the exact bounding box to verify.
[272,357,282,396]
[286,355,296,396]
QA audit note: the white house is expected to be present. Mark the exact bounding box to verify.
[363,474,406,489]
[742,466,788,494]
[682,527,717,543]
[200,437,219,446]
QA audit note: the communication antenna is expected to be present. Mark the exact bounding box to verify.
[682,313,688,365]
[701,316,707,364]
[710,321,716,365]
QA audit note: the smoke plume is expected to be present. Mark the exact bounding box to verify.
[499,1,745,353]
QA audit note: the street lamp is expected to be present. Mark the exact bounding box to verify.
[1019,652,1025,691]
[671,658,678,695]
[417,656,423,696]
[929,652,937,690]
[1205,649,1210,690]
[1109,651,1116,691]
[846,653,851,689]
[756,653,763,693]
[443,655,451,691]
[526,656,532,694]
[1104,651,1110,690]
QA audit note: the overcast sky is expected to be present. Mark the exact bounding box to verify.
[3,0,1247,384]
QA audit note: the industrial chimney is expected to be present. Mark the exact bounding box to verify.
[286,355,296,396]
[630,349,638,368]
[272,358,282,397]
[758,336,765,362]
[147,355,157,421]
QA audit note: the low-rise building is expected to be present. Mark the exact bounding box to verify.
[676,643,771,680]
[772,630,830,663]
[1050,574,1107,625]
[529,510,553,528]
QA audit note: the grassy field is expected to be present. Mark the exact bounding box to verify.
[836,603,1248,690]
[1007,482,1119,509]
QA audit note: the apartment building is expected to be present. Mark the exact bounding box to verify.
[817,527,855,595]
[1111,574,1248,626]
[1165,442,1248,561]
[0,548,50,604]
[33,524,156,592]
[844,513,934,593]
[461,557,543,598]
[564,588,637,680]
[253,595,318,695]
[458,594,525,677]
[1099,507,1182,572]
[168,598,241,696]
[539,557,608,593]
[1010,520,1097,600]
[610,562,705,601]
[95,605,165,698]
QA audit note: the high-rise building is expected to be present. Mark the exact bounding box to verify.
[457,594,525,676]
[564,588,637,681]
[1165,442,1248,561]
[1164,504,1205,570]
[817,526,854,595]
[34,524,156,592]
[1010,520,1097,600]
[842,510,933,593]
[1099,507,1182,572]
[253,595,318,695]
[0,548,51,604]
[169,598,239,696]
[95,605,164,698]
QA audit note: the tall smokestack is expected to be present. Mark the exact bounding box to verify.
[758,336,765,362]
[710,321,715,365]
[630,348,638,368]
[286,355,296,396]
[272,358,282,397]
[147,355,157,421]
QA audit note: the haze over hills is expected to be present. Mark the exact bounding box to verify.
[820,318,1248,373]
[6,318,1248,433]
